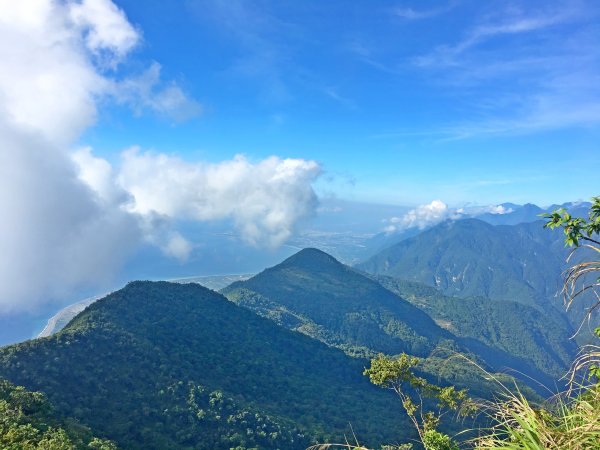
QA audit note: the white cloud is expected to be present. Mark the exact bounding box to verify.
[161,232,193,261]
[455,204,513,216]
[115,62,202,121]
[117,149,321,248]
[488,205,512,215]
[0,0,320,312]
[0,124,141,312]
[0,0,195,147]
[0,0,109,145]
[72,146,128,205]
[69,0,140,66]
[0,0,143,312]
[385,200,454,233]
[384,200,513,233]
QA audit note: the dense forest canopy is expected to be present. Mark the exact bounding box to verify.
[0,282,411,449]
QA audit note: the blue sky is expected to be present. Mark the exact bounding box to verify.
[81,0,600,206]
[0,0,598,320]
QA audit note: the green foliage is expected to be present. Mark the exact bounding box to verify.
[364,354,421,390]
[422,430,458,450]
[364,354,467,450]
[0,281,410,449]
[542,196,600,247]
[0,378,116,449]
[88,439,118,450]
[591,327,600,381]
[543,196,600,381]
[158,381,305,449]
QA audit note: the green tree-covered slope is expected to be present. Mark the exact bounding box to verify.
[0,377,116,449]
[223,248,454,358]
[0,281,411,450]
[221,248,564,389]
[358,219,566,309]
[374,276,577,379]
[357,218,600,346]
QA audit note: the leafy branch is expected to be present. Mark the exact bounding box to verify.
[364,353,472,450]
[541,196,600,247]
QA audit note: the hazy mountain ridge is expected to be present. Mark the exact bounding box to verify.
[363,201,591,259]
[358,219,566,307]
[7,199,587,348]
[358,216,600,348]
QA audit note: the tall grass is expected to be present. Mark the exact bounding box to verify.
[307,383,600,450]
[470,385,600,449]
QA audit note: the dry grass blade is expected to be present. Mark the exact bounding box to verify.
[566,342,600,387]
[471,385,600,450]
[560,243,600,383]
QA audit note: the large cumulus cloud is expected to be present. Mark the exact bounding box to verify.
[117,149,320,248]
[0,0,320,312]
[0,124,141,311]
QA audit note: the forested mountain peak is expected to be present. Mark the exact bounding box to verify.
[224,248,451,357]
[279,247,340,268]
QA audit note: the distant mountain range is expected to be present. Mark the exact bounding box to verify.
[358,217,598,346]
[359,219,566,306]
[0,234,588,448]
[0,198,595,449]
[0,199,588,348]
[36,212,586,384]
[361,201,591,260]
